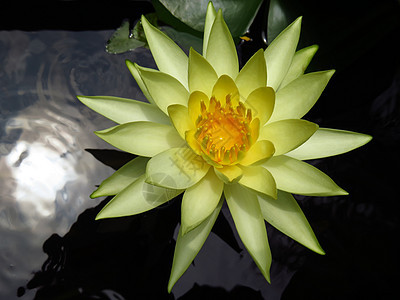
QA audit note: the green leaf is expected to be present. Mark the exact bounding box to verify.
[106,20,145,54]
[96,175,182,219]
[262,155,348,196]
[146,147,210,189]
[286,128,372,160]
[258,190,325,254]
[158,0,263,38]
[269,70,335,123]
[95,122,183,157]
[259,119,318,156]
[224,184,271,282]
[168,198,223,292]
[91,156,149,198]
[181,168,223,234]
[77,95,170,125]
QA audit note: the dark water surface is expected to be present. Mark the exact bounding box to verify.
[1,1,400,299]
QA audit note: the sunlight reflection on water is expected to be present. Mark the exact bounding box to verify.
[0,29,154,299]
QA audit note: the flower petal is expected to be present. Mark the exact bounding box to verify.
[269,70,335,122]
[258,190,325,254]
[181,168,223,234]
[262,155,348,196]
[239,140,275,166]
[136,65,189,115]
[259,119,318,156]
[91,156,149,198]
[264,17,302,91]
[188,48,218,97]
[212,75,240,107]
[286,128,373,160]
[141,15,188,88]
[214,164,243,184]
[202,1,217,57]
[244,87,275,125]
[95,122,183,157]
[96,175,182,219]
[167,104,194,139]
[280,45,319,88]
[146,147,210,189]
[126,60,155,105]
[239,166,277,199]
[188,91,210,123]
[206,10,239,78]
[77,95,169,125]
[224,184,271,282]
[235,49,267,99]
[168,198,222,293]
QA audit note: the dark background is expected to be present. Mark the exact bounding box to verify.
[1,0,399,299]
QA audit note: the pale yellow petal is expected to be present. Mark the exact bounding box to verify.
[202,1,217,57]
[187,91,210,123]
[235,49,267,99]
[214,165,243,184]
[239,140,275,166]
[244,87,275,125]
[211,74,239,106]
[239,165,277,199]
[259,119,318,155]
[167,104,194,139]
[188,48,218,97]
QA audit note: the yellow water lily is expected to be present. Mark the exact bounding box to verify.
[77,2,371,291]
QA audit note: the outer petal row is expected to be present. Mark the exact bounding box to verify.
[286,128,373,160]
[91,156,149,198]
[262,155,348,196]
[141,15,189,89]
[77,95,170,125]
[258,190,325,254]
[168,198,222,292]
[264,17,302,91]
[96,175,183,219]
[95,122,183,157]
[224,184,272,282]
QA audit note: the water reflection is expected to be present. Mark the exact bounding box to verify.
[0,29,153,299]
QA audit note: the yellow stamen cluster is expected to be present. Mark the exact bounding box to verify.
[195,95,253,165]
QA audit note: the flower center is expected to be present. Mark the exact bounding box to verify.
[195,95,253,165]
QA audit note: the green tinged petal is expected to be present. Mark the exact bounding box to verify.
[167,104,194,139]
[91,156,149,198]
[126,60,155,105]
[96,175,182,219]
[188,48,218,97]
[181,168,223,234]
[206,10,239,78]
[235,49,267,99]
[239,166,277,199]
[77,95,169,125]
[136,65,189,115]
[264,17,301,91]
[95,122,183,157]
[280,45,319,88]
[244,87,275,125]
[202,1,217,57]
[141,15,189,88]
[258,190,325,254]
[146,147,210,189]
[214,165,243,184]
[269,70,335,122]
[262,155,348,196]
[224,184,271,282]
[168,198,222,293]
[259,119,318,156]
[286,128,373,160]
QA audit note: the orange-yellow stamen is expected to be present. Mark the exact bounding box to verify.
[195,95,254,165]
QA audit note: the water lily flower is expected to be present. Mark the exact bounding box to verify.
[77,2,371,291]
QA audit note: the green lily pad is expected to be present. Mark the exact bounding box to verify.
[106,20,145,54]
